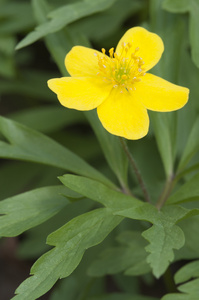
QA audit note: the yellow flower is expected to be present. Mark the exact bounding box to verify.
[48,27,189,139]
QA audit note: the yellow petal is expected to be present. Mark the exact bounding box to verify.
[65,46,107,77]
[133,73,189,111]
[97,88,149,140]
[48,77,112,111]
[116,27,164,71]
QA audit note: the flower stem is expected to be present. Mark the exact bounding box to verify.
[119,137,150,203]
[156,174,175,210]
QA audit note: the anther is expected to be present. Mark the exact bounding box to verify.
[109,48,114,58]
[122,75,127,80]
[101,48,106,54]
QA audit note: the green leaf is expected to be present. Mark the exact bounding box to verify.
[12,208,122,300]
[189,1,199,68]
[0,2,35,34]
[70,0,143,42]
[16,0,116,49]
[0,116,113,187]
[167,172,199,204]
[89,294,158,300]
[85,111,128,188]
[149,1,186,178]
[178,117,199,172]
[175,260,199,284]
[59,175,193,278]
[0,185,79,237]
[162,277,199,300]
[0,70,55,101]
[9,105,85,133]
[59,174,142,210]
[150,112,174,179]
[163,0,199,68]
[142,221,184,278]
[162,0,190,13]
[115,205,190,278]
[88,231,150,277]
[162,293,199,300]
[176,215,199,260]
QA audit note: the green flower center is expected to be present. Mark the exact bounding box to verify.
[95,42,146,92]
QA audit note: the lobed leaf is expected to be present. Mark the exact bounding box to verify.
[115,205,191,278]
[0,185,79,237]
[59,174,197,278]
[12,208,122,300]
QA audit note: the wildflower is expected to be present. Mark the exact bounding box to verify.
[48,27,189,139]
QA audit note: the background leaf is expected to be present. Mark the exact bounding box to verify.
[85,111,128,189]
[0,116,113,187]
[16,0,116,49]
[0,185,80,237]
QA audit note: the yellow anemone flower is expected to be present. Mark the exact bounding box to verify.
[48,27,189,140]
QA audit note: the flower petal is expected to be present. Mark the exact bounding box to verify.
[65,46,106,77]
[97,88,149,140]
[133,73,189,112]
[48,77,112,111]
[116,27,164,71]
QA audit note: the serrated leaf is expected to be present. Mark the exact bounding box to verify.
[178,117,199,172]
[0,185,79,237]
[143,222,184,278]
[16,0,115,49]
[12,208,122,300]
[59,175,196,277]
[175,260,199,284]
[0,116,113,187]
[85,110,128,188]
[115,205,191,278]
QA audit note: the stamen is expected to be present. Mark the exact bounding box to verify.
[109,48,114,58]
[96,45,145,90]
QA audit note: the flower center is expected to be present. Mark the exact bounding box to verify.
[94,42,146,92]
